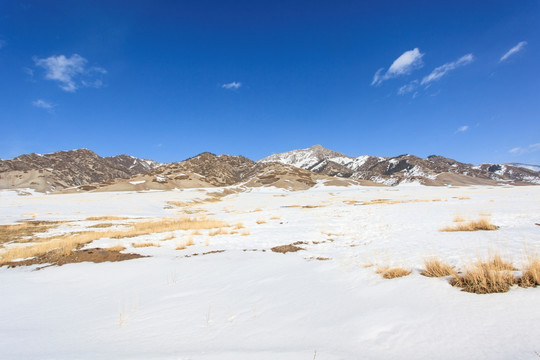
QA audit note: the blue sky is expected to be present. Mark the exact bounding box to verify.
[0,1,539,165]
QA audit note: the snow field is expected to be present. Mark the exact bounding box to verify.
[1,185,539,359]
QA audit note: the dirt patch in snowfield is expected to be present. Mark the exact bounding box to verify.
[4,248,145,269]
[271,244,304,253]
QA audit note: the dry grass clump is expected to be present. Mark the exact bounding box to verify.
[440,218,498,232]
[86,216,129,221]
[486,254,516,271]
[421,258,456,277]
[0,220,63,244]
[453,215,465,223]
[176,236,195,250]
[451,255,516,294]
[270,215,281,220]
[112,217,227,239]
[107,245,126,252]
[132,242,161,248]
[232,223,244,230]
[376,266,412,279]
[161,233,175,241]
[240,229,250,236]
[256,219,267,224]
[518,255,540,288]
[209,228,232,236]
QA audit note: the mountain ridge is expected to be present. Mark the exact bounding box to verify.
[1,146,539,193]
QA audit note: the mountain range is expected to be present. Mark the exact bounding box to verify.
[0,145,538,193]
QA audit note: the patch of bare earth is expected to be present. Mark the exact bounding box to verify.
[271,244,305,253]
[4,248,144,269]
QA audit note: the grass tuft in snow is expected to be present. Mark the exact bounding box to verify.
[451,255,516,294]
[440,218,498,232]
[376,266,412,279]
[421,258,456,277]
[132,242,161,248]
[518,254,540,288]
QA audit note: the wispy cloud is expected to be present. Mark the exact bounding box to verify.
[509,143,540,155]
[32,99,55,112]
[456,125,469,133]
[0,39,6,49]
[421,54,474,85]
[397,80,418,95]
[372,48,424,86]
[499,41,527,63]
[222,81,242,90]
[34,54,106,92]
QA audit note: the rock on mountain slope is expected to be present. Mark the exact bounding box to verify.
[259,145,540,186]
[79,152,372,192]
[0,149,161,192]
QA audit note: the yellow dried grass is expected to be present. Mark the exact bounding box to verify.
[451,255,516,294]
[86,216,129,221]
[421,258,456,277]
[518,255,540,288]
[440,218,498,232]
[1,217,227,264]
[131,242,161,248]
[376,266,412,279]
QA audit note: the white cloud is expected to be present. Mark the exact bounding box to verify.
[456,125,469,132]
[222,81,242,90]
[421,54,474,85]
[509,143,540,155]
[372,48,424,86]
[397,80,418,95]
[509,147,523,154]
[32,99,55,111]
[34,54,106,92]
[500,41,527,62]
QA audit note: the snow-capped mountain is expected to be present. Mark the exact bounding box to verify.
[259,145,540,186]
[259,144,352,170]
[505,163,540,173]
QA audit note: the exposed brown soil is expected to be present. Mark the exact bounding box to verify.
[271,244,304,253]
[4,248,145,268]
[202,250,225,255]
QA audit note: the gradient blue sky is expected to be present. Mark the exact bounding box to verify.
[0,1,539,164]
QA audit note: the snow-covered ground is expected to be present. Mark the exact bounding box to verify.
[1,185,540,359]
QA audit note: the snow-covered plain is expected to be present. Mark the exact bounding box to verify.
[1,184,540,359]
